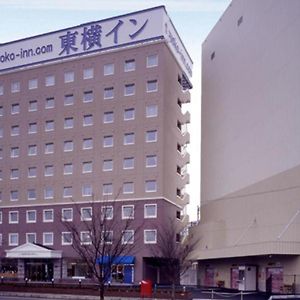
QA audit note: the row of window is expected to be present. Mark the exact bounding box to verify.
[1,155,157,180]
[0,103,158,121]
[0,130,158,147]
[1,180,158,202]
[0,54,159,95]
[2,137,158,159]
[0,204,157,225]
[0,229,157,247]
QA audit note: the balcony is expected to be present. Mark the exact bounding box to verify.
[180,90,191,103]
[177,110,191,125]
[178,131,190,145]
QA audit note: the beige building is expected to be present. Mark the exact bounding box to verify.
[193,0,300,293]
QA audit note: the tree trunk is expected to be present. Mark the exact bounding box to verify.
[99,282,105,300]
[171,282,175,300]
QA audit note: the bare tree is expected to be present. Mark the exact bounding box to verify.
[62,198,140,300]
[150,218,198,298]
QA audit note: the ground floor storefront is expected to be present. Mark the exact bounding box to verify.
[196,255,300,293]
[1,243,172,285]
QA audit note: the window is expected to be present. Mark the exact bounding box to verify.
[82,161,92,173]
[83,114,93,126]
[82,184,92,196]
[124,133,135,145]
[64,163,73,175]
[0,106,3,116]
[64,117,74,129]
[123,182,134,194]
[102,231,113,244]
[0,148,2,159]
[144,204,157,218]
[28,78,38,89]
[146,130,157,142]
[44,165,54,176]
[10,147,20,158]
[147,54,158,67]
[45,97,55,109]
[145,180,157,192]
[64,94,74,106]
[11,81,20,93]
[124,59,135,72]
[11,103,20,114]
[147,80,158,92]
[44,187,54,199]
[11,169,19,179]
[45,120,54,131]
[103,183,113,195]
[104,63,114,75]
[103,111,114,123]
[123,157,134,169]
[64,140,74,152]
[11,125,19,136]
[146,104,158,118]
[26,233,36,244]
[10,190,18,201]
[0,211,2,223]
[62,208,73,222]
[28,144,37,156]
[0,234,2,246]
[103,159,113,171]
[83,90,93,103]
[124,108,135,121]
[63,186,72,198]
[43,209,54,222]
[80,231,91,245]
[27,167,37,178]
[122,230,134,244]
[43,232,53,245]
[81,207,92,221]
[28,189,37,200]
[144,229,157,244]
[64,71,74,83]
[146,155,157,168]
[28,122,37,134]
[0,128,3,138]
[62,232,72,245]
[26,210,37,223]
[124,83,135,96]
[0,85,3,95]
[83,68,94,79]
[101,206,113,220]
[9,233,19,246]
[122,205,134,219]
[103,135,113,148]
[9,211,19,224]
[104,87,114,99]
[45,75,55,86]
[29,100,37,112]
[45,143,54,154]
[83,138,93,149]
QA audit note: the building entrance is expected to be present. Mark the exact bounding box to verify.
[25,259,54,281]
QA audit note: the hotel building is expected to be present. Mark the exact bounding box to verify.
[0,6,192,284]
[193,0,300,293]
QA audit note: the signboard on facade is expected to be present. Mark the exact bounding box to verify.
[0,6,192,78]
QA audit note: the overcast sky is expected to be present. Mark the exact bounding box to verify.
[0,0,231,220]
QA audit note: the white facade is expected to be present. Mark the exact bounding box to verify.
[194,0,300,293]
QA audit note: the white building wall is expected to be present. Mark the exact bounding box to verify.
[201,0,300,202]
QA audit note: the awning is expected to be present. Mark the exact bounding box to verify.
[97,255,135,265]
